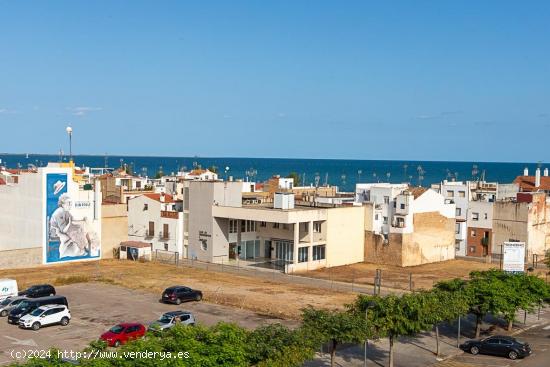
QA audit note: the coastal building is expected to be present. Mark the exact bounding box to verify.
[466,200,493,257]
[358,183,456,267]
[187,180,364,272]
[0,163,102,269]
[513,167,550,194]
[127,193,185,258]
[492,192,550,260]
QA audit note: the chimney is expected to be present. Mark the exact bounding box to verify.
[160,192,165,203]
[544,168,549,177]
[535,168,541,188]
[523,167,529,176]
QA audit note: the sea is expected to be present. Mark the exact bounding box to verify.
[0,153,538,192]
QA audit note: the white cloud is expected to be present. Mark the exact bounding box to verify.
[66,106,103,116]
[0,108,16,114]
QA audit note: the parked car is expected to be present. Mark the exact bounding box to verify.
[161,286,202,304]
[0,296,27,317]
[18,305,71,330]
[148,311,195,332]
[18,284,56,298]
[8,296,68,325]
[100,323,146,347]
[0,279,18,301]
[460,335,531,360]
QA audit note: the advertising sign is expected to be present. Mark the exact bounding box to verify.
[502,242,525,273]
[45,173,100,263]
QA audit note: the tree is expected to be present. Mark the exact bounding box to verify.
[351,294,434,367]
[425,287,470,356]
[302,307,369,367]
[247,323,318,367]
[286,172,301,186]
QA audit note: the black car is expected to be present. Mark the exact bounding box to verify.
[18,284,56,298]
[8,296,68,325]
[161,286,202,305]
[460,335,531,360]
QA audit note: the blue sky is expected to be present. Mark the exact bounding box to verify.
[0,1,549,162]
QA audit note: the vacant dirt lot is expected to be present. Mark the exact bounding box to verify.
[302,260,499,290]
[0,260,356,320]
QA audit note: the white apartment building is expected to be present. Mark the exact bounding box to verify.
[187,181,364,272]
[437,181,470,256]
[127,193,184,257]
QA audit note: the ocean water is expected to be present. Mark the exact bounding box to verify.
[0,153,537,192]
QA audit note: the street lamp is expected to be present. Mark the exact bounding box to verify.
[65,126,73,162]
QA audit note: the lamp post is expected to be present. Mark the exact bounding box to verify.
[65,126,73,162]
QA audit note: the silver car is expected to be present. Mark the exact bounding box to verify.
[0,296,27,317]
[148,311,195,332]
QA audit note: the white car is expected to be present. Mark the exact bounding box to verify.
[19,304,71,330]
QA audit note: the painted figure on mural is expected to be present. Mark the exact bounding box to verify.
[49,193,100,258]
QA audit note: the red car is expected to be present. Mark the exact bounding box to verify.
[100,323,146,347]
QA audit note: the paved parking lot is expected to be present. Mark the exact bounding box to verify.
[0,282,296,365]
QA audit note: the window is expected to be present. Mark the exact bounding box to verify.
[446,190,454,197]
[163,224,169,239]
[472,212,479,221]
[469,246,475,253]
[164,243,168,251]
[456,208,461,216]
[313,221,322,233]
[241,220,246,233]
[484,231,489,238]
[400,203,405,209]
[229,219,238,234]
[393,201,396,208]
[240,220,256,232]
[143,203,148,211]
[313,245,326,260]
[282,223,289,230]
[383,216,388,224]
[260,221,266,227]
[471,230,476,237]
[148,221,154,236]
[458,191,466,197]
[455,223,460,234]
[484,213,488,220]
[298,247,309,263]
[375,214,379,220]
[273,223,280,229]
[384,196,389,204]
[455,240,461,251]
[304,222,309,232]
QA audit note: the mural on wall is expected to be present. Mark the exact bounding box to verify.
[46,173,100,263]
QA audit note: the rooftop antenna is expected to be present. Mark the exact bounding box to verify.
[417,165,425,187]
[324,172,329,187]
[302,172,306,186]
[472,164,479,181]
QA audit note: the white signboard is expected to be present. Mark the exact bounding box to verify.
[502,242,525,273]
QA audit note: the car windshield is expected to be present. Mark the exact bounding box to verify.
[109,325,124,334]
[17,300,32,309]
[0,299,11,306]
[515,339,526,345]
[159,316,173,323]
[30,308,44,317]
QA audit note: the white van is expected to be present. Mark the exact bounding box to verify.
[0,279,18,301]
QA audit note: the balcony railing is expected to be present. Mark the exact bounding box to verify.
[160,231,170,240]
[145,230,154,238]
[161,210,179,219]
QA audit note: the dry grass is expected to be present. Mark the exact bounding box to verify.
[302,259,500,290]
[0,260,355,320]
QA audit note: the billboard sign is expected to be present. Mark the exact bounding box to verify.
[45,173,100,263]
[502,242,525,273]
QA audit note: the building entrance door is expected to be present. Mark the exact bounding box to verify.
[228,243,237,259]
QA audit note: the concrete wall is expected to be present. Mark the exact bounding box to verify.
[0,172,43,253]
[101,203,128,259]
[492,201,530,256]
[325,206,365,267]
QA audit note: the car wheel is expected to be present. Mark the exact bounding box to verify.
[508,351,518,360]
[32,322,41,331]
[470,346,479,355]
[195,294,202,301]
[175,298,182,305]
[60,317,69,326]
[114,340,121,348]
[0,310,7,317]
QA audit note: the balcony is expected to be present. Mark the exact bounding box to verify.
[145,230,154,238]
[161,210,179,219]
[160,231,170,240]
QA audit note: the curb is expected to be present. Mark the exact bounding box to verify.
[510,320,550,336]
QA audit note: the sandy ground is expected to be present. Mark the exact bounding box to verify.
[0,260,356,320]
[301,260,501,290]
